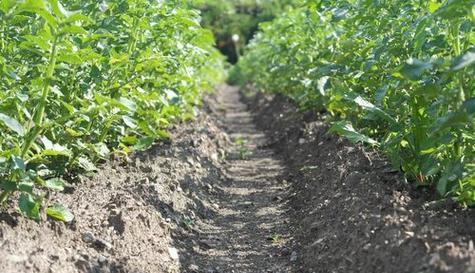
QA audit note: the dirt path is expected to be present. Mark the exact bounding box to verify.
[178,85,292,273]
[1,84,474,273]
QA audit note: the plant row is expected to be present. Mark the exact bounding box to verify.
[234,0,475,204]
[0,0,224,220]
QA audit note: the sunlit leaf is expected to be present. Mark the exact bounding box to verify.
[46,203,74,222]
[329,121,378,145]
[0,113,24,136]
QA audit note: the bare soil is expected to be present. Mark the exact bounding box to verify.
[0,85,474,273]
[245,88,475,273]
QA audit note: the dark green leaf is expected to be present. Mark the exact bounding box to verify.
[0,180,17,192]
[400,58,432,81]
[19,193,40,220]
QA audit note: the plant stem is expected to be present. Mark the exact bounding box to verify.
[453,22,465,105]
[0,20,5,54]
[21,34,60,157]
[125,17,139,79]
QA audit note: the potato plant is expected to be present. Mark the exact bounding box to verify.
[0,0,224,220]
[236,0,475,204]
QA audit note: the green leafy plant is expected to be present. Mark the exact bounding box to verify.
[0,0,224,220]
[235,0,475,205]
[235,136,251,159]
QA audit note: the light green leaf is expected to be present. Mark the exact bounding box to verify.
[353,96,398,126]
[0,113,24,136]
[60,25,87,35]
[452,48,475,71]
[57,53,83,65]
[41,137,72,157]
[317,76,329,95]
[122,116,138,129]
[45,178,65,191]
[329,121,378,145]
[46,203,74,222]
[77,156,96,172]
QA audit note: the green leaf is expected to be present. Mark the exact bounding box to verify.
[45,178,65,191]
[60,25,87,35]
[428,1,441,13]
[134,137,155,151]
[119,97,137,112]
[66,128,83,137]
[95,142,110,158]
[122,116,138,129]
[17,0,58,28]
[121,135,138,145]
[435,0,475,19]
[41,137,72,157]
[437,161,463,196]
[0,113,24,136]
[329,121,378,145]
[11,156,26,171]
[77,156,96,172]
[19,193,40,220]
[0,0,16,13]
[63,13,90,24]
[57,53,83,65]
[163,89,180,104]
[463,98,475,115]
[353,96,398,126]
[451,48,475,71]
[18,181,34,193]
[0,180,17,192]
[400,58,432,81]
[46,203,74,222]
[317,76,329,95]
[47,0,73,19]
[430,99,475,134]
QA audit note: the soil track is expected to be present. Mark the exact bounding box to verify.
[175,85,291,272]
[0,84,474,273]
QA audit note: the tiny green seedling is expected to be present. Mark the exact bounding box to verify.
[182,217,194,230]
[267,234,281,244]
[235,137,251,159]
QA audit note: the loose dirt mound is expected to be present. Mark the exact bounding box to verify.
[246,89,475,273]
[0,96,232,273]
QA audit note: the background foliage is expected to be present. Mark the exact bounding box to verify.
[191,0,298,63]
